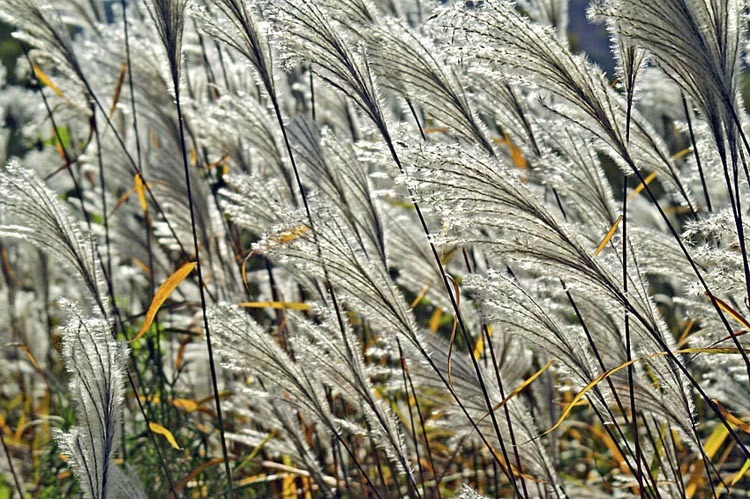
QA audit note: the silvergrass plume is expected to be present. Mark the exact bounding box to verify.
[3,0,750,496]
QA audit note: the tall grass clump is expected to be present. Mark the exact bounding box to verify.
[0,0,750,497]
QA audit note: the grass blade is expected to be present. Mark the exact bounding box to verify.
[133,262,196,342]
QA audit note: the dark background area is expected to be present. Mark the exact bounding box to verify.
[0,22,22,85]
[568,0,614,74]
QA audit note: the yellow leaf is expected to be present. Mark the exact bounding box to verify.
[487,447,545,482]
[276,225,309,244]
[682,347,743,356]
[32,65,65,99]
[131,257,151,276]
[149,422,182,450]
[677,319,695,347]
[207,153,229,170]
[243,225,310,285]
[429,308,443,333]
[148,396,213,415]
[594,215,622,257]
[685,423,728,497]
[672,147,693,161]
[587,424,628,473]
[731,459,750,486]
[509,142,527,170]
[501,131,527,169]
[197,391,232,406]
[175,338,189,370]
[282,455,295,499]
[106,179,167,218]
[237,301,312,311]
[703,423,729,458]
[628,171,657,201]
[132,262,196,342]
[235,474,273,487]
[473,335,484,361]
[410,284,430,308]
[542,359,634,435]
[1,246,17,286]
[171,398,199,413]
[134,173,148,213]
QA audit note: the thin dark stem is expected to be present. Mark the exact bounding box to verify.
[681,94,712,211]
[309,65,316,121]
[268,89,421,496]
[462,250,532,497]
[1,431,24,499]
[173,83,234,496]
[24,45,177,492]
[399,92,525,495]
[665,423,687,499]
[367,428,390,498]
[381,131,527,498]
[121,0,142,171]
[398,339,428,497]
[336,431,383,499]
[126,369,178,493]
[92,107,113,300]
[406,98,427,141]
[122,1,164,397]
[720,98,750,306]
[621,147,750,389]
[623,178,645,498]
[75,69,191,259]
[563,282,660,495]
[404,346,442,498]
[329,432,345,498]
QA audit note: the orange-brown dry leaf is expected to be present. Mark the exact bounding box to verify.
[32,65,65,99]
[714,399,750,434]
[108,63,127,118]
[706,292,750,330]
[133,262,196,342]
